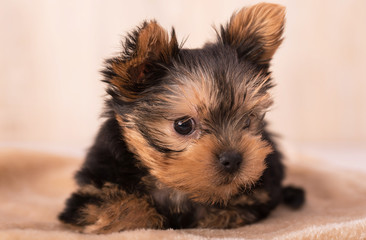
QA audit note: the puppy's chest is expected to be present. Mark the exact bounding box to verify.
[142,176,270,228]
[150,186,193,213]
[144,178,205,228]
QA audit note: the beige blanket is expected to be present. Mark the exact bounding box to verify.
[0,149,366,240]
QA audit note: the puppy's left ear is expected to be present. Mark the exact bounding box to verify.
[218,3,285,67]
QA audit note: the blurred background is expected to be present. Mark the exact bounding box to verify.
[1,0,365,169]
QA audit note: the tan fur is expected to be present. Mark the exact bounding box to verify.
[165,68,273,118]
[244,73,273,112]
[116,61,274,204]
[196,190,270,228]
[142,175,191,214]
[107,2,280,222]
[228,3,285,63]
[75,183,164,233]
[252,189,270,204]
[197,208,256,228]
[230,190,270,206]
[122,116,272,204]
[109,21,177,101]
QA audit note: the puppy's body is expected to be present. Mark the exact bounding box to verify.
[60,118,284,231]
[59,3,304,233]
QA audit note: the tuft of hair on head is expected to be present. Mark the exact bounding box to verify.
[218,3,286,68]
[102,21,180,107]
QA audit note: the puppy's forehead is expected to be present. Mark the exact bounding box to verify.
[161,46,263,118]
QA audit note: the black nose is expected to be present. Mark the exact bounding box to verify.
[218,151,243,173]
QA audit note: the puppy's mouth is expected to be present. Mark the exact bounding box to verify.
[214,169,241,186]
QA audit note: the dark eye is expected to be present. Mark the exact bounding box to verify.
[243,117,251,129]
[244,113,255,129]
[174,118,195,135]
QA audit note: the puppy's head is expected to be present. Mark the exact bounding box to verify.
[103,3,285,204]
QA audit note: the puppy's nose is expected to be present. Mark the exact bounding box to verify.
[218,151,243,173]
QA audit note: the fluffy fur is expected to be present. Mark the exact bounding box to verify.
[59,3,304,233]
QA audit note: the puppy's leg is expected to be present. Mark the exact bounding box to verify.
[59,183,164,233]
[197,189,274,228]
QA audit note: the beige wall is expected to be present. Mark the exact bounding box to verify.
[1,0,365,151]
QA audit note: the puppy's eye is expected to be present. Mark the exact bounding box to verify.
[174,118,195,135]
[243,118,251,129]
[243,113,255,129]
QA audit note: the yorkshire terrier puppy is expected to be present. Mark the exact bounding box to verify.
[59,3,304,233]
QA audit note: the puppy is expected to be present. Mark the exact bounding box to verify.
[59,3,304,233]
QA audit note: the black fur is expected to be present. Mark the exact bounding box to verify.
[58,192,101,226]
[59,4,304,232]
[74,118,148,193]
[59,46,304,231]
[59,117,299,228]
[282,186,306,209]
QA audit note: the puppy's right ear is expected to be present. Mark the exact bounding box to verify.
[103,21,179,102]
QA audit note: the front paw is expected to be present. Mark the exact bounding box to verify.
[60,183,164,233]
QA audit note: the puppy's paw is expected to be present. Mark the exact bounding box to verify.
[282,185,305,209]
[59,183,164,233]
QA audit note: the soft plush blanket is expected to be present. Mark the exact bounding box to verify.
[0,149,365,240]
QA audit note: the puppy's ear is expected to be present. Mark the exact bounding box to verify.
[103,21,179,102]
[218,3,285,66]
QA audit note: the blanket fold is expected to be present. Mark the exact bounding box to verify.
[0,149,365,239]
